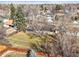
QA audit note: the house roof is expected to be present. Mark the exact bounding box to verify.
[0,46,28,57]
[6,20,13,25]
[56,13,64,16]
[6,27,17,35]
[0,45,7,52]
[68,27,79,32]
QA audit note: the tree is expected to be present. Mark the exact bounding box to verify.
[15,6,27,32]
[10,4,16,20]
[0,28,12,47]
[53,25,77,57]
[40,5,44,11]
[55,5,63,10]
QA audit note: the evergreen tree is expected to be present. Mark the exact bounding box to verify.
[40,5,44,11]
[55,5,63,10]
[15,6,27,32]
[10,4,15,20]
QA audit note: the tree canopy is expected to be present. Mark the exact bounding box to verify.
[15,6,27,32]
[10,4,16,20]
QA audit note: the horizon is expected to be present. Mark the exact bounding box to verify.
[0,1,79,4]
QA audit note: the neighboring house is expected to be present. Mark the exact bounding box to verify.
[47,15,53,23]
[0,8,9,17]
[73,21,79,24]
[55,10,65,16]
[3,19,13,28]
[0,45,7,52]
[3,19,17,36]
[5,27,17,36]
[0,46,28,57]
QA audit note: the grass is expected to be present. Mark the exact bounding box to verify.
[7,31,56,57]
[8,31,42,49]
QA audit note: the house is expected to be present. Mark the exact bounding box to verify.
[54,10,65,22]
[0,45,7,52]
[0,46,28,57]
[5,27,17,36]
[6,20,13,26]
[3,19,17,36]
[47,15,53,23]
[55,10,65,16]
[36,52,46,57]
[73,21,78,24]
[0,7,9,17]
[3,19,14,28]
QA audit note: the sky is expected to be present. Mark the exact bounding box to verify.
[0,0,79,1]
[0,0,79,4]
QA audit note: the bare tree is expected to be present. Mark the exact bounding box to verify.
[52,25,77,57]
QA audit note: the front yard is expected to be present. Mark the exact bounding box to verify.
[8,31,42,49]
